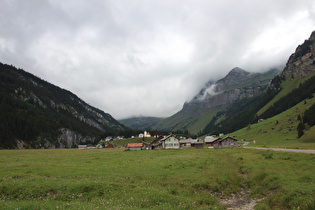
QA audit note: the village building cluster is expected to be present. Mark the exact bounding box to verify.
[78,131,238,150]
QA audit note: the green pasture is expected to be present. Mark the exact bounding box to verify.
[229,96,315,149]
[257,74,313,116]
[0,148,314,209]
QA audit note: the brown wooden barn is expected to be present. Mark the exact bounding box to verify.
[204,136,238,148]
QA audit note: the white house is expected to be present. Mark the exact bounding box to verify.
[144,131,151,137]
[161,135,180,149]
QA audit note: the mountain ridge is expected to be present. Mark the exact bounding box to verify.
[0,63,127,149]
[121,31,315,135]
[120,67,280,133]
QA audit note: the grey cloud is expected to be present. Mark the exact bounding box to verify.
[1,0,314,119]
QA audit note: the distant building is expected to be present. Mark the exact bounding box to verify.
[179,138,203,149]
[105,143,114,148]
[139,131,151,138]
[105,136,113,141]
[150,136,165,150]
[127,143,145,150]
[86,144,95,149]
[150,135,180,149]
[161,135,180,149]
[205,137,222,148]
[78,145,87,149]
[205,136,238,148]
[144,131,151,137]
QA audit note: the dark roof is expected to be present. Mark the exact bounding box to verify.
[205,137,222,143]
[221,136,238,141]
[191,142,204,145]
[140,141,150,146]
[179,139,199,143]
[150,135,165,145]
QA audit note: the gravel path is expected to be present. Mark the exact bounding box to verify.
[243,147,315,154]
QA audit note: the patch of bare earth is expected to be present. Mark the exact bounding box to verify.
[214,190,264,210]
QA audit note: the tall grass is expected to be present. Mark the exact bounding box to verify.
[0,148,314,209]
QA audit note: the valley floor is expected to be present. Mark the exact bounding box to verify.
[0,148,314,209]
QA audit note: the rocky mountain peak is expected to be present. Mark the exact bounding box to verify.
[281,31,315,80]
[228,67,249,75]
[216,67,253,91]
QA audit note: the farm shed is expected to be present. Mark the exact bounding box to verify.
[127,143,145,150]
[204,136,222,148]
[205,136,238,148]
[86,144,95,149]
[150,135,165,150]
[180,139,204,148]
[78,145,87,149]
[140,141,151,150]
[219,136,238,148]
[191,141,204,149]
[105,143,114,148]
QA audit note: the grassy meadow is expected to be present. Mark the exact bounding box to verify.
[0,148,314,209]
[229,96,315,149]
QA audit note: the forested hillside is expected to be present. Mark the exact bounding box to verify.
[0,63,126,149]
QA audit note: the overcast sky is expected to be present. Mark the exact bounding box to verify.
[1,0,314,119]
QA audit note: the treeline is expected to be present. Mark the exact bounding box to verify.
[260,74,315,120]
[297,103,315,139]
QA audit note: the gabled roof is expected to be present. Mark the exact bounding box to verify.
[204,137,221,143]
[160,135,179,142]
[179,139,199,143]
[127,143,143,148]
[221,136,238,141]
[191,141,204,145]
[150,135,179,146]
[150,135,165,146]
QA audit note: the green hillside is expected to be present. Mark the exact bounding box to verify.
[257,73,315,116]
[119,116,163,130]
[228,95,315,149]
[154,108,223,135]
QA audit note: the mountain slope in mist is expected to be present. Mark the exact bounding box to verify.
[151,67,280,134]
[203,31,315,137]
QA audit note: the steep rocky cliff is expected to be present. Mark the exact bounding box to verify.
[281,31,315,80]
[182,67,279,114]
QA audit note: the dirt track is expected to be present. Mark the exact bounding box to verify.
[243,147,315,154]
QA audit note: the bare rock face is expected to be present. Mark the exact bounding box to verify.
[56,128,94,148]
[281,31,315,80]
[185,67,276,113]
